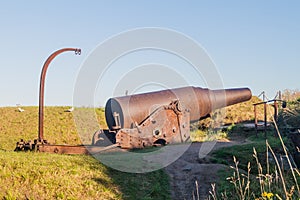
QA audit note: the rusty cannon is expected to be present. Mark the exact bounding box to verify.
[15,85,251,154]
[92,86,252,149]
[14,48,251,154]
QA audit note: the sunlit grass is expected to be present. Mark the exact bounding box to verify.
[190,129,228,142]
[0,151,170,200]
[0,106,106,150]
[0,151,120,199]
[0,106,171,200]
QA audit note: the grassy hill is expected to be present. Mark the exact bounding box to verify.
[0,96,269,199]
[0,106,170,199]
[0,106,107,151]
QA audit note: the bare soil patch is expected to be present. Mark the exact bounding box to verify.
[165,136,248,199]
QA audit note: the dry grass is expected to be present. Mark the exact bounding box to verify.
[190,129,228,142]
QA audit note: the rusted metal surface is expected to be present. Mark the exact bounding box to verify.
[105,86,252,130]
[92,129,116,146]
[106,86,251,149]
[38,48,81,142]
[115,100,190,148]
[38,144,119,155]
[15,140,119,154]
[15,139,47,152]
[15,130,118,154]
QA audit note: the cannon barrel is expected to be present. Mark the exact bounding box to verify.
[105,86,252,130]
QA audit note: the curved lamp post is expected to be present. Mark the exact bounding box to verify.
[38,48,81,142]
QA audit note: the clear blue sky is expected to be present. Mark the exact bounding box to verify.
[0,1,299,106]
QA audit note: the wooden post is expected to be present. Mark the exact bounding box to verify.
[254,105,258,137]
[264,102,267,138]
[274,100,278,121]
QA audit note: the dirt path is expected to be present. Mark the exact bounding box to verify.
[165,137,248,200]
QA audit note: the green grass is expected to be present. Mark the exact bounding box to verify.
[0,106,106,150]
[209,132,300,199]
[0,106,170,200]
[0,151,117,199]
[0,151,170,200]
[0,95,291,199]
[194,97,300,199]
[211,133,284,171]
